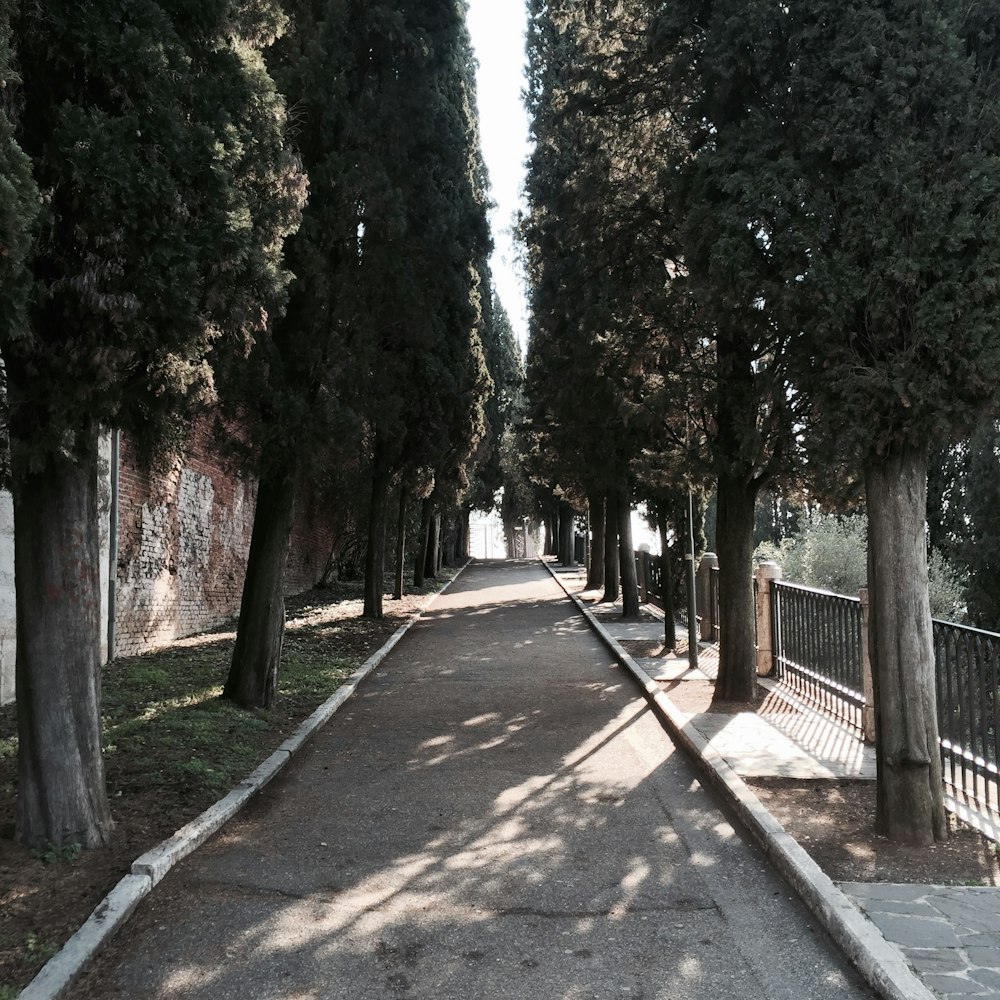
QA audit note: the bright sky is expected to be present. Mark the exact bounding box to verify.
[466,0,532,354]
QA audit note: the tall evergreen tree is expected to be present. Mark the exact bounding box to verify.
[770,0,1000,843]
[6,0,301,847]
[352,0,492,618]
[221,0,359,709]
[0,1,36,374]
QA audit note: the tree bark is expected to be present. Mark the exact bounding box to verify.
[441,515,457,567]
[545,505,558,556]
[617,484,640,617]
[393,484,408,601]
[414,496,431,588]
[13,434,112,849]
[712,472,759,703]
[866,444,947,845]
[602,488,620,602]
[424,510,439,579]
[587,490,605,590]
[657,505,676,651]
[558,500,575,566]
[460,505,471,560]
[363,450,391,619]
[224,452,297,710]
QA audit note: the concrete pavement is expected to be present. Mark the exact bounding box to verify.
[67,560,875,999]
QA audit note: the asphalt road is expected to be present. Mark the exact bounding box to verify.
[70,560,876,999]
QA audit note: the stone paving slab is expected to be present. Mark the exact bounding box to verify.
[636,657,709,682]
[601,620,672,642]
[840,885,1000,999]
[681,710,875,780]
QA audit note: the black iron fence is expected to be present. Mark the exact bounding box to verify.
[769,578,1000,816]
[934,619,1000,816]
[770,581,866,731]
[709,565,721,642]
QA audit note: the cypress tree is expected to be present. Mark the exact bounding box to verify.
[6,0,301,847]
[772,0,1000,843]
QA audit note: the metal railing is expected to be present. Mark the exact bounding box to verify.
[709,565,721,642]
[934,619,1000,817]
[769,579,1000,818]
[770,581,866,732]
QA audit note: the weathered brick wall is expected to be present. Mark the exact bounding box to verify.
[114,419,256,656]
[114,417,343,658]
[0,419,347,701]
[285,477,338,594]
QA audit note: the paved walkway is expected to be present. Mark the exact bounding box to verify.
[70,561,874,999]
[548,561,1000,1000]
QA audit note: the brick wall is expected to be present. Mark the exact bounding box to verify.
[0,420,347,702]
[113,419,257,656]
[113,417,342,658]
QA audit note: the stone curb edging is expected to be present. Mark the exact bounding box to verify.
[18,564,470,1000]
[541,560,935,1000]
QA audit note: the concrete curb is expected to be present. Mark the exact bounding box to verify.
[541,559,935,1000]
[18,563,470,1000]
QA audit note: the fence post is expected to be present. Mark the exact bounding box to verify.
[754,561,781,677]
[697,552,718,641]
[859,586,876,742]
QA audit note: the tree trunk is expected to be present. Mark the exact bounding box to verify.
[866,445,947,845]
[587,490,605,590]
[425,510,439,579]
[393,484,408,600]
[558,500,575,565]
[712,472,759,703]
[224,453,297,710]
[617,484,640,617]
[658,506,676,650]
[602,488,620,602]
[545,506,558,556]
[460,505,471,560]
[13,434,112,848]
[435,513,443,575]
[363,451,391,619]
[414,497,431,588]
[441,515,457,567]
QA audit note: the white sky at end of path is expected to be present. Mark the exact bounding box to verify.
[466,0,532,356]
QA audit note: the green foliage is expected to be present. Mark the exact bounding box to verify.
[756,515,869,597]
[755,513,969,621]
[5,0,302,466]
[929,423,1000,629]
[770,0,1000,465]
[0,5,38,424]
[30,842,82,865]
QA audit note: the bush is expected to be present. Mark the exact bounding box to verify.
[754,512,969,623]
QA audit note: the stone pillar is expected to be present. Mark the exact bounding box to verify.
[859,586,876,743]
[754,561,782,677]
[697,552,718,641]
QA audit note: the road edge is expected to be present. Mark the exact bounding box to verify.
[18,562,471,1000]
[541,559,934,1000]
